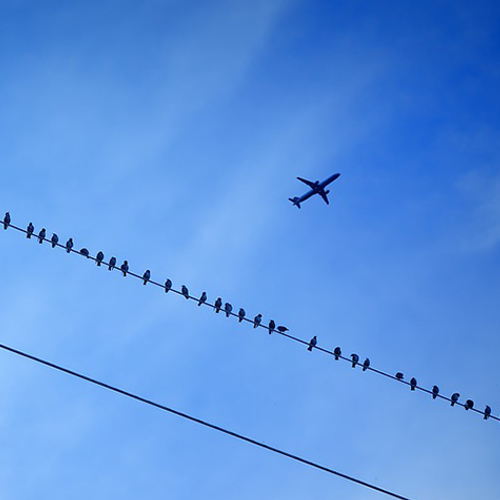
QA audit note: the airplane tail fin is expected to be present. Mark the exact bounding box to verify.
[289,197,301,209]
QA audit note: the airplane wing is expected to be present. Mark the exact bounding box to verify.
[297,177,317,188]
[318,189,330,205]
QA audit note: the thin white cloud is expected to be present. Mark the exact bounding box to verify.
[456,169,500,252]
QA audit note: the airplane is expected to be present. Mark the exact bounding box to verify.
[289,173,340,208]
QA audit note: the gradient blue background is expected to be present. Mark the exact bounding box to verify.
[0,1,499,498]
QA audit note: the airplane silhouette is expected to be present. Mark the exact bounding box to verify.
[289,173,340,208]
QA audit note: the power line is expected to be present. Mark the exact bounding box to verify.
[0,340,415,500]
[2,216,497,422]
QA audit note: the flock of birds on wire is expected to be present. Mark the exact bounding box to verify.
[1,211,496,422]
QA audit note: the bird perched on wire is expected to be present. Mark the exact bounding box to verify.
[142,270,151,285]
[239,309,246,323]
[3,212,10,229]
[27,222,34,238]
[96,251,104,266]
[410,378,417,391]
[253,314,262,328]
[50,233,58,248]
[38,228,46,243]
[465,399,474,411]
[108,256,116,271]
[395,372,404,381]
[277,326,288,333]
[224,303,232,317]
[198,292,207,306]
[451,393,460,406]
[165,279,172,292]
[268,319,275,332]
[120,260,129,276]
[307,336,317,351]
[214,297,222,313]
[65,238,73,253]
[351,353,359,367]
[362,358,370,371]
[80,248,90,258]
[181,285,190,299]
[333,347,341,360]
[432,386,439,400]
[484,406,492,420]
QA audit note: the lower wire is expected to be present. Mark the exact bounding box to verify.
[0,341,414,500]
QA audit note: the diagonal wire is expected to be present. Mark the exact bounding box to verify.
[0,340,415,500]
[2,218,497,422]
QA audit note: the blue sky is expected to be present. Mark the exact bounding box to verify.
[0,1,499,498]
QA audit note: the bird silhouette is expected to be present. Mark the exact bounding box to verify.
[80,248,90,258]
[50,233,58,248]
[214,297,222,313]
[362,358,370,371]
[308,336,317,351]
[65,238,73,253]
[38,228,46,243]
[165,279,172,292]
[239,309,247,323]
[484,406,492,420]
[27,222,34,238]
[395,372,404,381]
[96,251,104,266]
[410,378,417,391]
[224,303,232,317]
[142,270,151,284]
[277,326,288,333]
[465,399,474,411]
[198,292,207,306]
[451,393,460,406]
[3,212,10,229]
[268,319,275,332]
[108,256,116,271]
[253,314,262,328]
[181,285,189,299]
[432,386,439,399]
[120,260,129,276]
[350,353,359,367]
[333,347,341,360]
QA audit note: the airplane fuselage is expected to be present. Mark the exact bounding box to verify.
[318,172,341,188]
[295,188,317,205]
